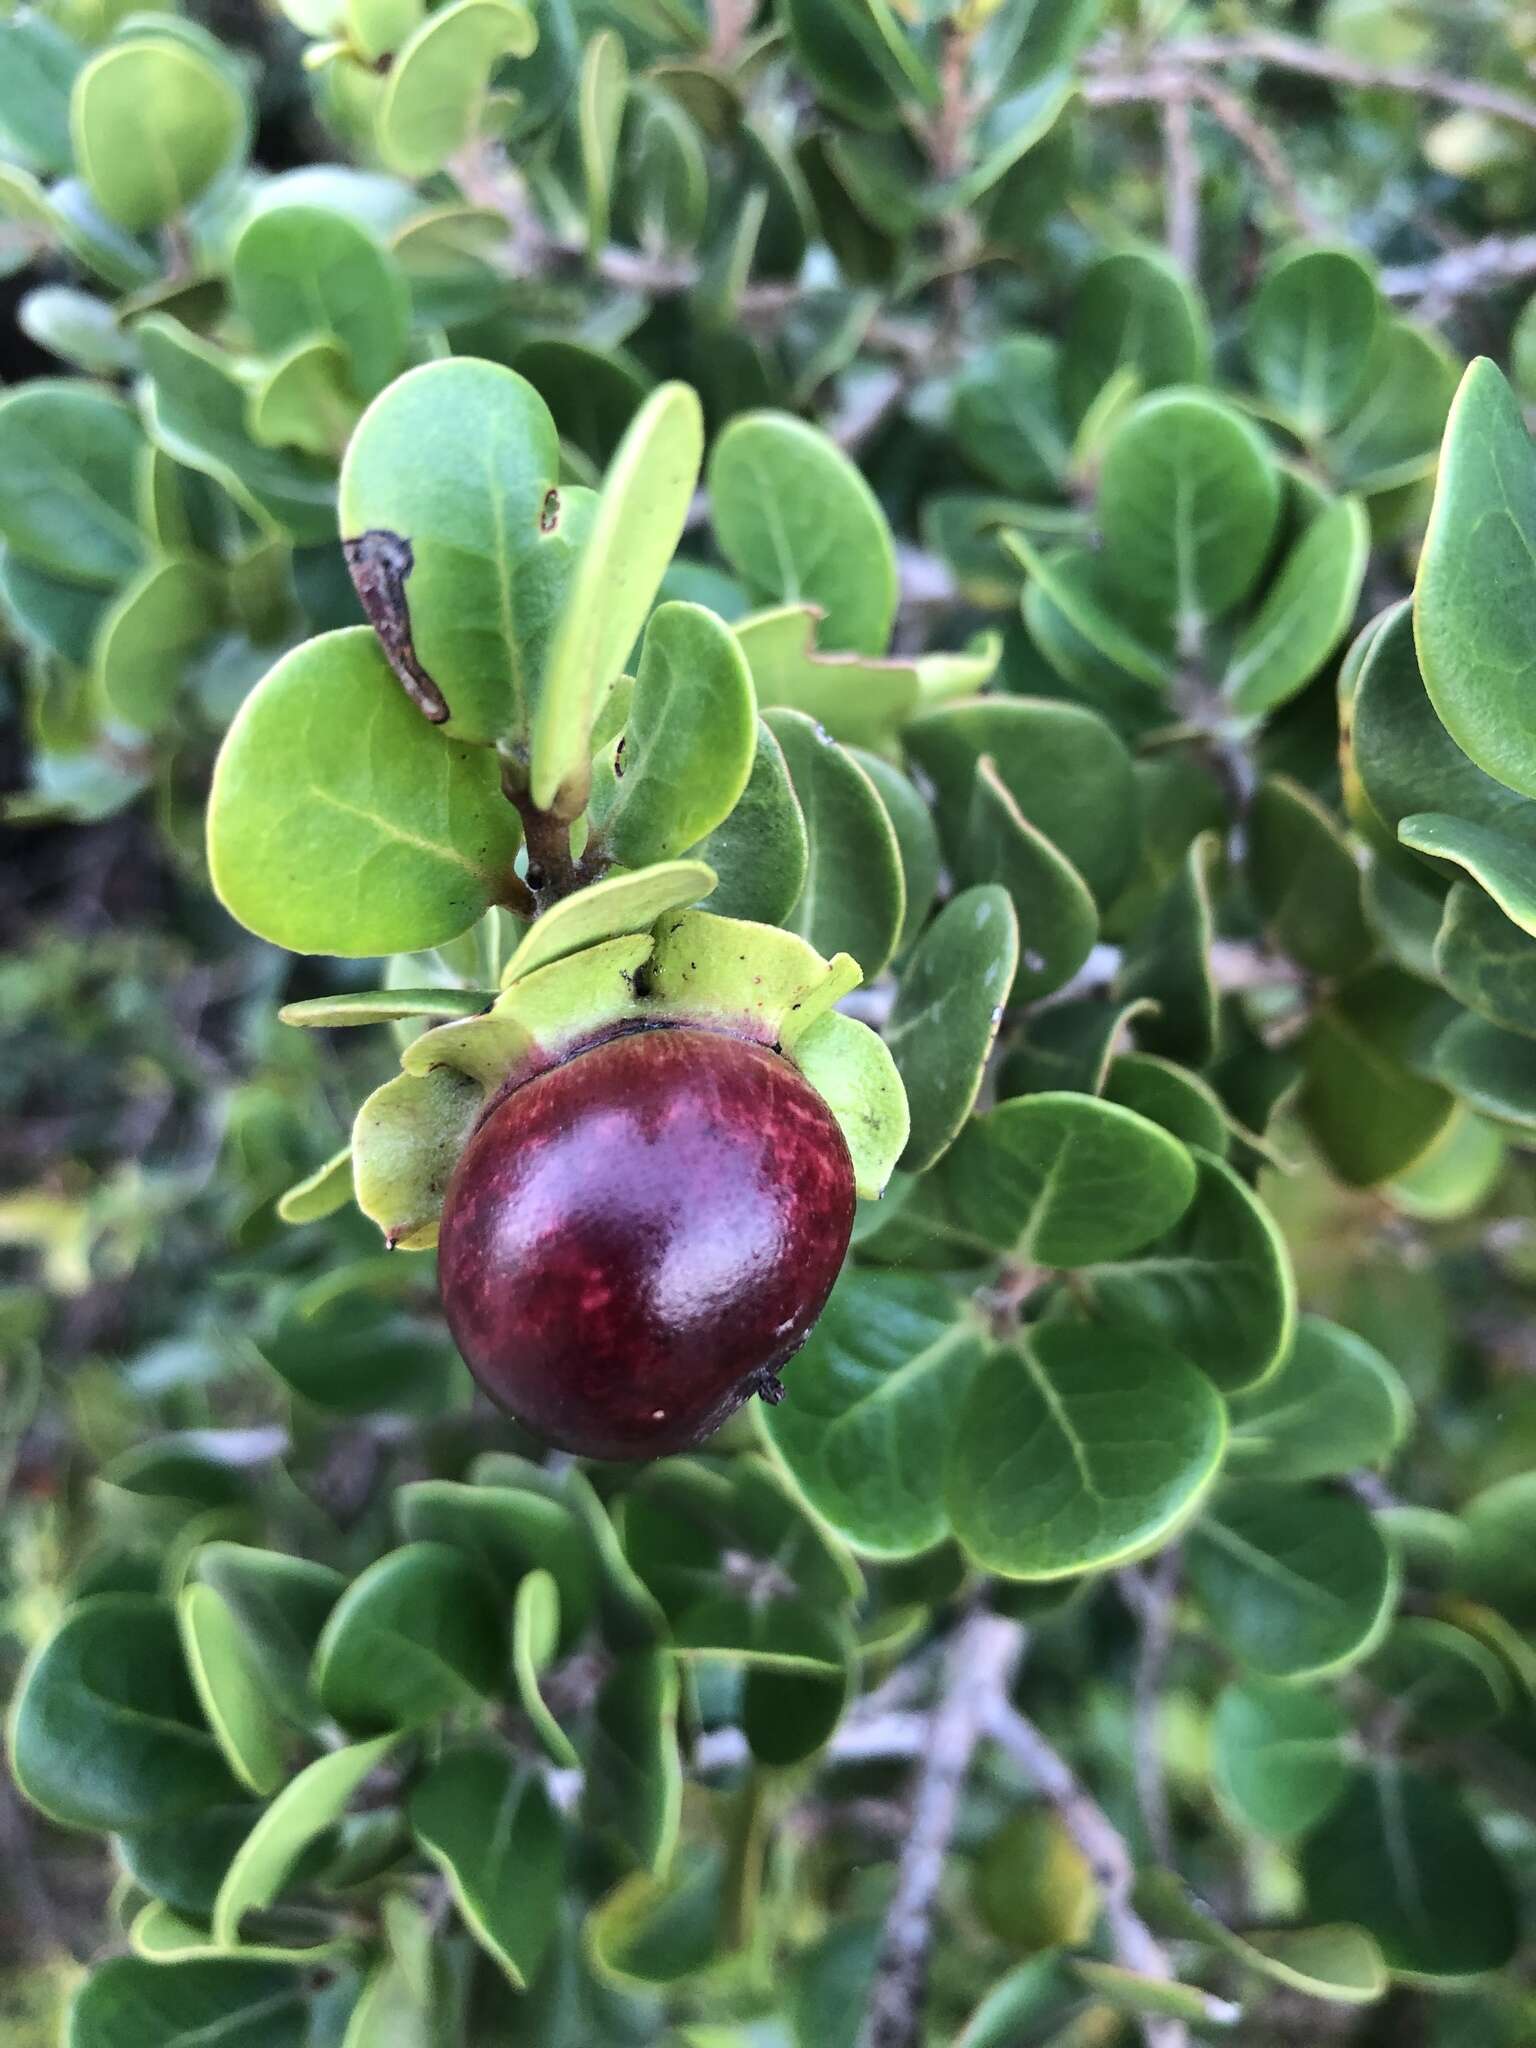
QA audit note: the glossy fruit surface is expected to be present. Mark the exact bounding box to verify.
[437,1023,856,1459]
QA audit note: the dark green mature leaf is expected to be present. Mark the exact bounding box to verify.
[67,1957,310,2048]
[1247,245,1381,436]
[1187,1483,1397,1679]
[595,602,755,865]
[765,707,904,975]
[70,35,245,231]
[584,1651,682,1875]
[904,695,1137,908]
[1352,599,1536,848]
[1098,390,1280,631]
[396,1478,596,1649]
[207,629,523,958]
[312,1541,506,1730]
[231,204,409,403]
[1367,1618,1513,1736]
[338,357,573,749]
[1300,967,1456,1184]
[852,749,940,951]
[410,1745,564,1985]
[1437,880,1536,1034]
[212,1732,397,1943]
[116,1805,260,1921]
[962,760,1097,1001]
[11,1595,238,1830]
[944,1092,1197,1266]
[1223,496,1369,715]
[190,1545,343,1732]
[1102,1053,1229,1154]
[782,0,924,130]
[1227,1315,1409,1481]
[1248,775,1371,978]
[947,1321,1226,1580]
[1084,1147,1295,1393]
[1416,358,1536,799]
[139,317,336,543]
[762,1269,985,1558]
[1118,833,1220,1067]
[1135,1872,1387,2005]
[1302,1769,1518,1980]
[1399,812,1536,939]
[688,716,808,925]
[709,412,897,655]
[1061,246,1211,422]
[742,1600,853,1766]
[888,885,1017,1171]
[587,1850,723,1989]
[0,381,146,587]
[1431,1011,1536,1133]
[1329,317,1458,494]
[1212,1682,1351,1838]
[952,335,1071,494]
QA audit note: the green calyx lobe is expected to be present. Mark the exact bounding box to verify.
[293,909,908,1250]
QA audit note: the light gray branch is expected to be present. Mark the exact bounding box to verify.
[1381,233,1536,303]
[857,1614,1025,2048]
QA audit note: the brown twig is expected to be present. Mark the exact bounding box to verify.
[856,1614,1025,2048]
[1183,75,1324,235]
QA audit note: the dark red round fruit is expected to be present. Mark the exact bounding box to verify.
[436,1024,856,1460]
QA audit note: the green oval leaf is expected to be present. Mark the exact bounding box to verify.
[942,1091,1198,1267]
[338,357,570,749]
[312,1541,506,1731]
[377,0,536,176]
[1247,245,1381,436]
[961,756,1097,1001]
[1212,1681,1351,1839]
[212,1732,398,1945]
[1416,358,1536,799]
[1301,1768,1518,1981]
[177,1583,293,1799]
[1223,495,1370,716]
[1062,247,1211,423]
[688,715,809,926]
[761,1268,985,1559]
[1084,1146,1296,1394]
[889,884,1017,1172]
[67,1957,310,2048]
[594,601,755,865]
[0,380,146,587]
[71,36,244,231]
[1099,389,1281,632]
[1186,1482,1397,1679]
[765,706,905,976]
[709,412,897,656]
[231,203,409,403]
[409,1744,564,1985]
[10,1594,238,1831]
[207,628,524,957]
[1227,1314,1410,1482]
[947,1320,1226,1580]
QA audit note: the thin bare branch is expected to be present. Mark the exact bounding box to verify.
[1162,92,1201,278]
[1126,1548,1183,1866]
[985,1698,1195,2048]
[1184,74,1325,235]
[1381,232,1536,303]
[1167,30,1536,138]
[857,1614,1025,2048]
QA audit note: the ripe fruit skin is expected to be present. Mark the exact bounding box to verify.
[437,1024,856,1459]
